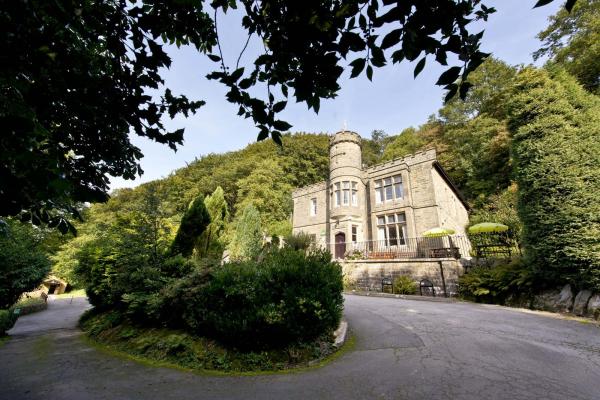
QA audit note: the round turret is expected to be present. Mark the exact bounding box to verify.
[329,130,364,219]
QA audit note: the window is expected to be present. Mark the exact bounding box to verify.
[375,181,383,204]
[351,182,358,206]
[393,175,403,199]
[351,225,358,242]
[332,181,358,207]
[342,181,350,205]
[376,212,407,246]
[310,198,317,216]
[374,174,404,203]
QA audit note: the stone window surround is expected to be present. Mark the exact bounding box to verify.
[374,175,403,204]
[330,180,359,208]
[376,212,407,246]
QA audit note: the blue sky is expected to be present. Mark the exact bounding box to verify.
[110,0,562,190]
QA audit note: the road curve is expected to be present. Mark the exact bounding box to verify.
[1,295,599,400]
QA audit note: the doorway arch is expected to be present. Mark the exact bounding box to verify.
[335,232,346,259]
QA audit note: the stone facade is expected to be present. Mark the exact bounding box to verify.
[292,130,470,258]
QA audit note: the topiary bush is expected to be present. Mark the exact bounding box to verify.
[393,276,418,295]
[188,248,343,349]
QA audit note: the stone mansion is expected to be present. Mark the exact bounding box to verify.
[292,130,469,259]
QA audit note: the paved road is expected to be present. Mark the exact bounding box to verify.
[1,295,599,400]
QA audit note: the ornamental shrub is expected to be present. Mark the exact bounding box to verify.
[393,276,418,295]
[458,259,536,304]
[189,248,343,349]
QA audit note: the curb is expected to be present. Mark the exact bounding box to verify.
[333,320,348,348]
[345,290,461,303]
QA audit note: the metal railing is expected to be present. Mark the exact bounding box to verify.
[331,235,473,260]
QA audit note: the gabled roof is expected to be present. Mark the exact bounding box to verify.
[432,161,470,210]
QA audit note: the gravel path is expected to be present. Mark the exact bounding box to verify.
[1,295,599,400]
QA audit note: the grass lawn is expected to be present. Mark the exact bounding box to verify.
[80,310,351,374]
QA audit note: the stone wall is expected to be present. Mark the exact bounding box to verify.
[527,284,600,320]
[342,258,465,297]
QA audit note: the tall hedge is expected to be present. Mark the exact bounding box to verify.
[507,67,600,290]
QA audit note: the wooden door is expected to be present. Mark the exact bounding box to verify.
[335,232,346,259]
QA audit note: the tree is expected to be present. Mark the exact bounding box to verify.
[1,1,209,228]
[228,204,262,261]
[1,1,574,226]
[0,220,51,309]
[198,186,229,258]
[170,195,211,258]
[507,67,600,290]
[381,127,427,161]
[535,0,600,94]
[235,159,293,234]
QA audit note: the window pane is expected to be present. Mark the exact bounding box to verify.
[335,191,340,206]
[352,182,357,189]
[377,227,387,242]
[387,215,395,223]
[377,216,385,225]
[343,181,350,189]
[351,190,357,206]
[397,213,406,223]
[393,175,402,183]
[385,185,393,200]
[374,180,381,188]
[398,224,406,245]
[394,182,403,199]
[343,189,349,205]
[375,187,382,203]
[335,182,340,189]
[384,178,392,186]
[388,226,398,246]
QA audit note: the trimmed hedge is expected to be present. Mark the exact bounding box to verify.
[171,248,344,349]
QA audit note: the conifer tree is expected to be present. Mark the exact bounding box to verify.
[228,204,262,262]
[170,195,210,258]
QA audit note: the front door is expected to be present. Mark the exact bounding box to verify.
[335,232,346,259]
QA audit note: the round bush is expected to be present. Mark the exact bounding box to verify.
[188,248,343,349]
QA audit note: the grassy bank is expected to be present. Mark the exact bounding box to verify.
[80,310,351,374]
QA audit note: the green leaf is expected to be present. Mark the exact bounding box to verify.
[435,66,461,86]
[349,58,366,78]
[366,65,373,81]
[444,83,459,103]
[565,0,576,12]
[272,101,287,113]
[257,130,269,141]
[272,131,283,146]
[207,54,221,62]
[230,67,244,82]
[414,57,426,78]
[272,120,292,131]
[533,0,554,8]
[381,29,401,49]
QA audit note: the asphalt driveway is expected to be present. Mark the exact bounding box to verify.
[1,295,599,400]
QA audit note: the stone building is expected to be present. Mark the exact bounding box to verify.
[292,130,469,260]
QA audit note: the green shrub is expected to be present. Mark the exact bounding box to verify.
[0,309,18,335]
[0,221,51,309]
[188,248,343,349]
[393,276,418,295]
[283,232,315,251]
[458,259,535,304]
